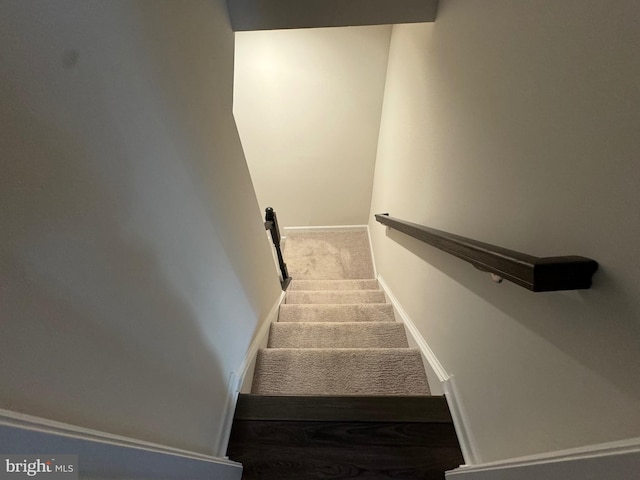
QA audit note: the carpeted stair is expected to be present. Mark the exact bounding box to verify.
[288,279,380,290]
[284,289,387,305]
[278,303,396,323]
[251,230,430,396]
[252,348,430,396]
[268,322,408,348]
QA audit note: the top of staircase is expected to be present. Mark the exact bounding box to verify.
[284,230,375,280]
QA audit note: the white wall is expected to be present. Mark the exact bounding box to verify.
[234,26,391,227]
[369,0,640,463]
[0,0,281,456]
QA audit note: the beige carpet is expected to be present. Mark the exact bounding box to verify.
[288,279,380,291]
[278,303,396,323]
[285,289,386,304]
[268,322,409,349]
[283,230,375,280]
[252,348,430,396]
[252,230,430,396]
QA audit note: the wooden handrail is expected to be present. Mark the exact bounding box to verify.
[375,214,598,292]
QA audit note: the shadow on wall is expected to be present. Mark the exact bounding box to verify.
[386,227,640,403]
[0,80,228,455]
[133,0,279,324]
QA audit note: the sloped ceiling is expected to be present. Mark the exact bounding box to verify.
[227,0,438,31]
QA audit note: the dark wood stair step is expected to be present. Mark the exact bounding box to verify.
[227,395,464,480]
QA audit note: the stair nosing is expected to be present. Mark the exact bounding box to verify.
[290,289,382,292]
[270,321,403,326]
[258,347,420,353]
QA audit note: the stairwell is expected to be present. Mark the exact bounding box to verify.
[227,229,464,479]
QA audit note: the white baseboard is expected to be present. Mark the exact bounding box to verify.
[446,436,640,480]
[237,290,286,392]
[377,275,480,466]
[443,375,481,465]
[215,371,242,458]
[216,290,286,456]
[366,224,378,279]
[0,292,288,476]
[376,275,449,383]
[0,409,242,480]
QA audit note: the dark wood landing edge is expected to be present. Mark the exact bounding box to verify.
[375,213,598,292]
[235,395,453,423]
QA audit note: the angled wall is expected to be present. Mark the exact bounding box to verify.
[0,0,281,456]
[369,0,640,463]
[234,26,391,227]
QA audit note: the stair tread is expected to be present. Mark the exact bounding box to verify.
[285,289,386,304]
[278,303,396,323]
[268,322,408,348]
[288,279,379,291]
[228,420,464,480]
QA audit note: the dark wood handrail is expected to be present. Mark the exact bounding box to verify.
[375,214,598,292]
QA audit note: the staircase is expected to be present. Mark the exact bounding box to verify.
[227,229,464,479]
